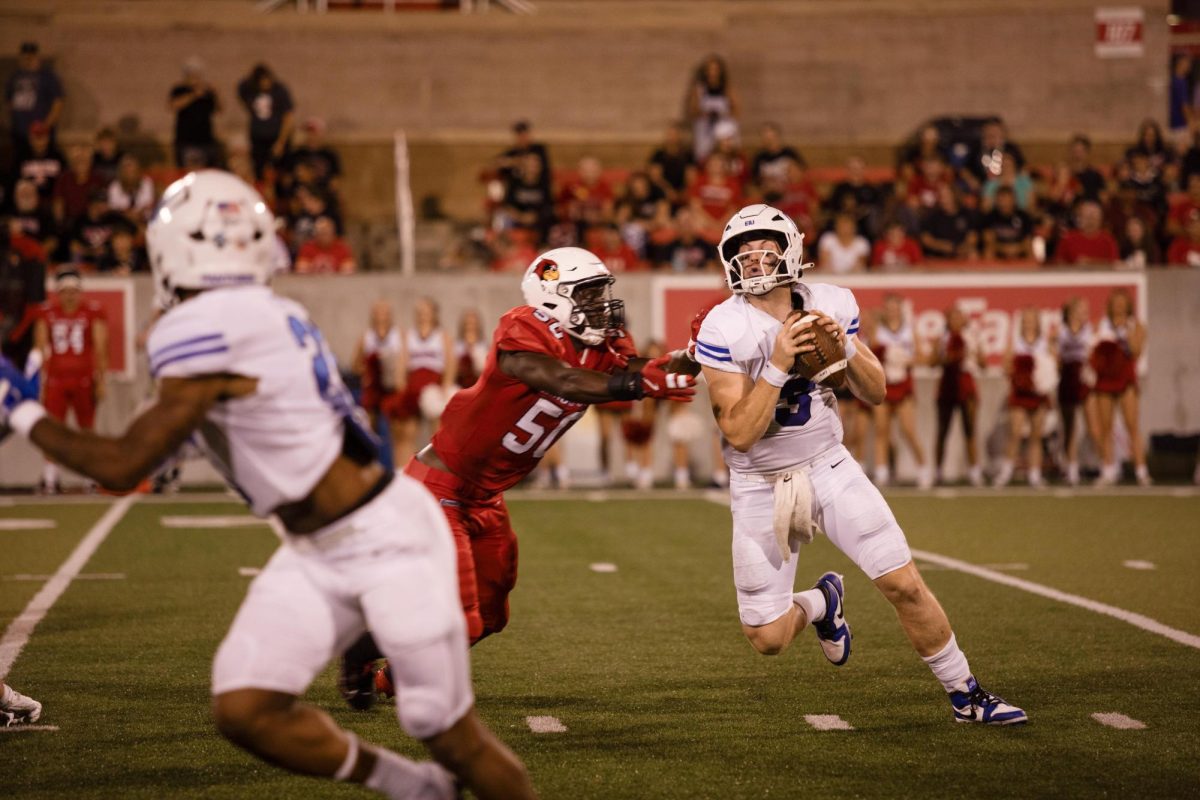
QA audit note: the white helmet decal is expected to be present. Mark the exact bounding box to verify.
[147,170,276,309]
[520,246,625,345]
[718,204,811,296]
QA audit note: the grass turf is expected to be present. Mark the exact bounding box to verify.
[2,493,1198,798]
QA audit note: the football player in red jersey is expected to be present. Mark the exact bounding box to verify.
[33,268,107,492]
[340,247,698,709]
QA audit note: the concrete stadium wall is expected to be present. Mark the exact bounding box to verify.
[2,268,1198,489]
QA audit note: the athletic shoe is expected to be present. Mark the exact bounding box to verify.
[968,465,985,487]
[338,655,377,711]
[948,676,1027,725]
[0,689,41,725]
[811,572,851,666]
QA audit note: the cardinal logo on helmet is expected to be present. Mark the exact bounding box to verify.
[535,258,560,281]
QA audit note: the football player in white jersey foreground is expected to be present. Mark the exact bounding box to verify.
[694,204,1025,725]
[0,171,536,798]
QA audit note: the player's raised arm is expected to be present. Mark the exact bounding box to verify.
[1,361,241,491]
[500,349,695,405]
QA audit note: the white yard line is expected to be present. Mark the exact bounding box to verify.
[0,724,60,733]
[525,715,567,733]
[1122,560,1156,570]
[0,519,55,530]
[0,496,136,679]
[160,515,266,529]
[1091,712,1147,730]
[911,548,1200,650]
[589,562,618,573]
[238,567,262,577]
[3,573,125,582]
[804,714,854,730]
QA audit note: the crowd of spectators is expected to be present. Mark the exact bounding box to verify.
[476,56,1200,273]
[1,42,355,280]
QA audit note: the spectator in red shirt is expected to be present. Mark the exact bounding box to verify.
[53,143,105,234]
[688,153,743,242]
[872,221,924,270]
[592,224,645,273]
[906,155,951,211]
[1166,172,1200,239]
[1055,201,1119,266]
[760,160,818,240]
[558,156,614,238]
[295,216,356,274]
[710,119,748,186]
[1166,211,1200,267]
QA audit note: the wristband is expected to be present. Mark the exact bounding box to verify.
[844,338,857,359]
[9,400,48,438]
[607,371,644,401]
[761,362,790,388]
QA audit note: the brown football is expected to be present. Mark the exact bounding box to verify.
[788,310,848,388]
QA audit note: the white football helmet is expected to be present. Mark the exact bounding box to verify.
[520,246,625,345]
[146,170,276,309]
[718,204,811,296]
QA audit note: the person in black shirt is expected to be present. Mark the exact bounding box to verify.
[499,153,555,245]
[827,156,885,238]
[921,185,977,260]
[91,128,124,186]
[493,120,551,191]
[288,118,342,191]
[979,186,1032,260]
[1067,135,1107,204]
[647,121,694,207]
[16,121,64,208]
[10,179,58,257]
[169,58,221,168]
[4,41,65,162]
[1122,150,1168,228]
[237,63,295,179]
[0,222,47,370]
[750,122,804,189]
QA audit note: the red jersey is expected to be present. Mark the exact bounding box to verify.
[430,306,636,496]
[41,299,105,380]
[1055,230,1118,264]
[1166,236,1200,267]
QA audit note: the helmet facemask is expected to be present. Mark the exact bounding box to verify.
[721,231,795,296]
[562,276,625,345]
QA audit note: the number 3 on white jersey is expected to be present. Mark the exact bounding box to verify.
[502,397,582,457]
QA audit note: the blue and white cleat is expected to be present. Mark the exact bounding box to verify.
[812,571,851,666]
[949,676,1027,725]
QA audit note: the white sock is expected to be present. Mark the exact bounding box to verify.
[921,633,972,692]
[1135,464,1149,480]
[553,466,570,489]
[334,732,360,781]
[712,469,729,488]
[637,466,654,490]
[365,747,454,800]
[793,588,827,627]
[674,467,690,489]
[874,465,890,484]
[1029,467,1042,483]
[624,461,638,481]
[43,462,59,486]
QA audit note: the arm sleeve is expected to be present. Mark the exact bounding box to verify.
[838,289,861,340]
[146,306,235,379]
[694,316,745,374]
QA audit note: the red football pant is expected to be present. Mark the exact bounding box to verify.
[404,458,518,645]
[43,377,97,429]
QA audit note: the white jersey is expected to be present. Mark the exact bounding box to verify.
[1012,330,1050,358]
[1058,321,1092,364]
[872,320,915,384]
[147,285,361,517]
[364,326,402,387]
[406,328,445,374]
[696,282,861,475]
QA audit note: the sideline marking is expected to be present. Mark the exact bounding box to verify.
[238,567,262,577]
[0,496,136,678]
[1091,712,1146,730]
[3,573,124,582]
[804,714,854,731]
[525,715,567,734]
[1122,560,1156,570]
[589,562,618,573]
[0,520,55,530]
[160,515,266,529]
[0,724,60,733]
[922,562,1028,572]
[911,548,1200,650]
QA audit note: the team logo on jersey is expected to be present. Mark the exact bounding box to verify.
[534,258,559,281]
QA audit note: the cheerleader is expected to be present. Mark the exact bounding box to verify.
[996,308,1056,487]
[350,300,402,430]
[1091,288,1150,485]
[870,294,932,488]
[622,340,663,490]
[385,297,456,467]
[933,305,985,486]
[1057,297,1101,486]
[455,308,488,389]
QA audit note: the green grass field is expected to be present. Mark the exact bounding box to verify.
[3,489,1199,799]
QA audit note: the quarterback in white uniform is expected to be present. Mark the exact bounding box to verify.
[695,204,1025,725]
[0,171,536,798]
